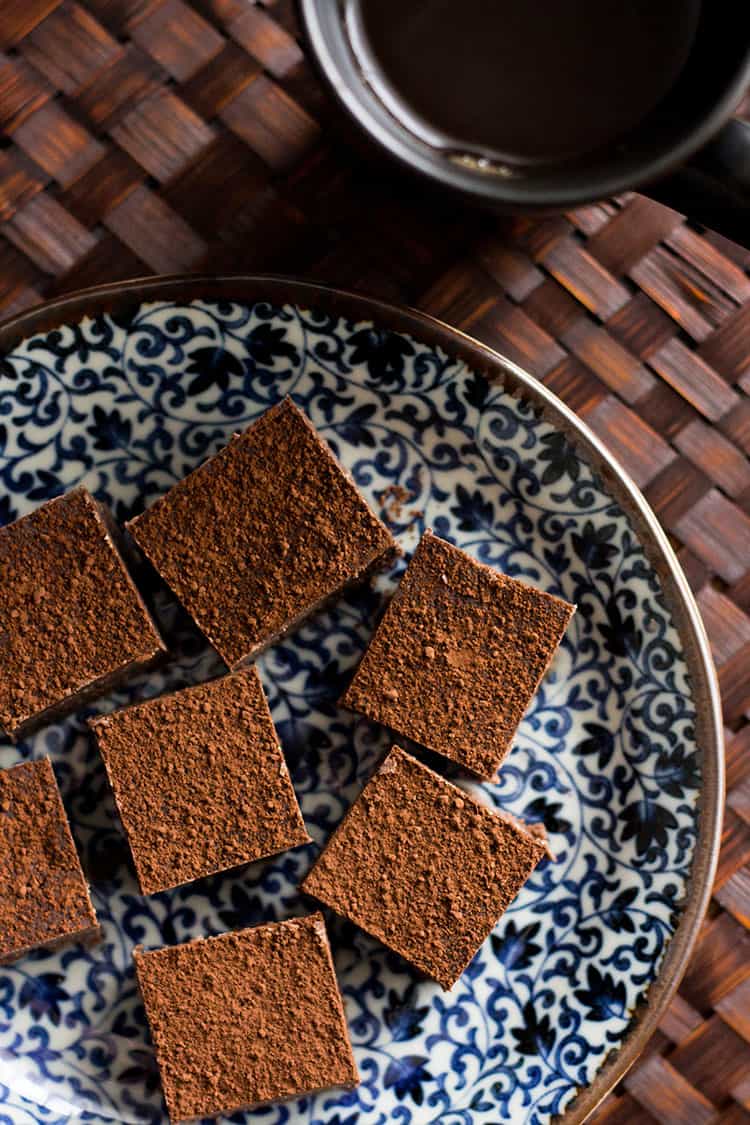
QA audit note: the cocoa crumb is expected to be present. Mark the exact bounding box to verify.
[378,484,411,522]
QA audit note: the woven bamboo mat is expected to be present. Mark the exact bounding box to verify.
[0,2,749,1121]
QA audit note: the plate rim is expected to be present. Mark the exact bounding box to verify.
[0,274,723,1125]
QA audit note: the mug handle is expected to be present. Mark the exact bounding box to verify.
[646,118,750,245]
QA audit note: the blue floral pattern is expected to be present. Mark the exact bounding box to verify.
[0,300,701,1125]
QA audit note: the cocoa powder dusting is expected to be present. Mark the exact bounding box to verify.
[341,530,575,779]
[133,914,359,1122]
[127,399,396,668]
[301,746,550,990]
[0,489,165,737]
[0,758,100,963]
[89,668,310,895]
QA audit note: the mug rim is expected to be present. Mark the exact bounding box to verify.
[299,0,750,209]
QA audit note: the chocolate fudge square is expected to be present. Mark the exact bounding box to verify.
[89,668,310,895]
[0,758,100,963]
[0,488,165,739]
[302,746,550,990]
[341,530,575,779]
[134,914,359,1122]
[126,398,396,668]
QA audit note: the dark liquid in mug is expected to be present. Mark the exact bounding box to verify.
[347,0,702,162]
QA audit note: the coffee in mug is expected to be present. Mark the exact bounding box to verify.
[347,0,702,163]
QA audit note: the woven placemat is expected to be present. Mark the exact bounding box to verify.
[0,2,749,1121]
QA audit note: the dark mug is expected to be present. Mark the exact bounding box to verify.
[300,1,750,244]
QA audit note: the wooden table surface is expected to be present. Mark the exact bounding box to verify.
[0,2,749,1122]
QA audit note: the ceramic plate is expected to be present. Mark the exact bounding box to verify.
[0,278,721,1125]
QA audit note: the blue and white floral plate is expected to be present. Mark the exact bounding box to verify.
[0,278,722,1125]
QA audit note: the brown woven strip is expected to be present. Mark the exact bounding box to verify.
[0,3,748,1120]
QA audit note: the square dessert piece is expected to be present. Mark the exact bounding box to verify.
[134,913,359,1122]
[341,530,575,779]
[0,488,165,739]
[301,745,550,990]
[0,758,100,963]
[126,398,396,668]
[89,667,310,894]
